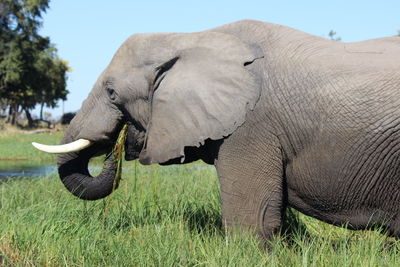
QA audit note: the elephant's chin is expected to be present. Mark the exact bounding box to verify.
[124,124,145,161]
[125,149,140,161]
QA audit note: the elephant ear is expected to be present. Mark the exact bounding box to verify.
[139,31,264,164]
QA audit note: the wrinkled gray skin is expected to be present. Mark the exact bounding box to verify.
[58,20,400,240]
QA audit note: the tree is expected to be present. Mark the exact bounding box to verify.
[0,0,69,127]
[28,46,69,124]
[328,30,342,41]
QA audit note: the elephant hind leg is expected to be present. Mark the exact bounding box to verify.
[215,132,286,240]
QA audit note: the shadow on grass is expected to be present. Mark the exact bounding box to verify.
[104,204,310,241]
[98,199,223,236]
[278,208,400,254]
[182,205,222,234]
[280,208,310,240]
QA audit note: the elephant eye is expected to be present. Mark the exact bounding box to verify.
[107,87,116,101]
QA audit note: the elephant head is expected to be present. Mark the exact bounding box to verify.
[33,31,264,200]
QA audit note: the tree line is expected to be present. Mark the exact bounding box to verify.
[0,0,68,127]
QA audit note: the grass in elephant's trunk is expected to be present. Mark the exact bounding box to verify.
[109,124,128,192]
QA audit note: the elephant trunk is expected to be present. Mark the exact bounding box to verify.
[57,134,118,200]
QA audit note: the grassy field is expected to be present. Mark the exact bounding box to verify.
[0,130,63,164]
[1,131,400,266]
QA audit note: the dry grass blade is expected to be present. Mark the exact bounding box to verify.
[112,124,128,191]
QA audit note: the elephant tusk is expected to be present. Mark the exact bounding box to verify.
[32,139,92,154]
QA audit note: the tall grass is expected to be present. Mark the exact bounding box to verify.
[1,162,400,266]
[1,132,400,266]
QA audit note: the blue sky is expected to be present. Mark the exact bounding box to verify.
[36,0,399,117]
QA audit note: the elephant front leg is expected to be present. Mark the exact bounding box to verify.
[215,135,285,240]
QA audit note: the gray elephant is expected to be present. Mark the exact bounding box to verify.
[33,20,400,240]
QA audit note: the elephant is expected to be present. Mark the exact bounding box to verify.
[33,20,400,241]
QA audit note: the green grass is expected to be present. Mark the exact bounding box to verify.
[1,131,400,266]
[0,130,63,164]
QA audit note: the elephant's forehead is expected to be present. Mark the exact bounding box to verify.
[110,33,174,68]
